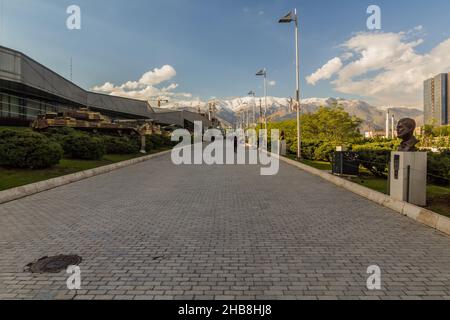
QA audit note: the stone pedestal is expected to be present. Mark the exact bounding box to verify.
[280,140,287,156]
[390,152,427,206]
[140,135,147,154]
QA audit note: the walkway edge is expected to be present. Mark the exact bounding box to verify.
[279,155,450,237]
[0,150,172,205]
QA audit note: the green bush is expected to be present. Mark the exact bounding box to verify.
[357,150,390,178]
[0,130,63,169]
[149,134,175,148]
[63,134,105,160]
[428,151,450,186]
[351,143,393,178]
[102,136,140,154]
[145,139,154,153]
[314,142,335,162]
[149,134,164,148]
[303,140,323,160]
[161,134,177,147]
[43,127,77,136]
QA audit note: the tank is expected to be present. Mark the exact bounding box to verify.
[32,108,161,136]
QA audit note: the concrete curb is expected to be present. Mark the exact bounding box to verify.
[279,155,450,237]
[0,149,172,205]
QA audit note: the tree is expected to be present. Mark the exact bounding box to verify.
[300,106,362,144]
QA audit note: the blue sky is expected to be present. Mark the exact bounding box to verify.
[2,0,450,108]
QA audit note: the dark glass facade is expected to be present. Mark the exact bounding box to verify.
[0,91,78,126]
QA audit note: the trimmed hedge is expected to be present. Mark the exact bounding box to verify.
[0,130,63,169]
[351,142,396,178]
[428,151,450,186]
[102,136,140,155]
[149,134,176,148]
[62,134,105,160]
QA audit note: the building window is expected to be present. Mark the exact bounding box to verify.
[9,96,19,118]
[26,99,41,120]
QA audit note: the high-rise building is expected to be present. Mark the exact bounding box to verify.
[423,73,449,126]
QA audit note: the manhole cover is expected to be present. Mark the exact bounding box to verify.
[25,255,82,273]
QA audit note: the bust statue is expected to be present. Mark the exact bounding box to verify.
[397,118,419,152]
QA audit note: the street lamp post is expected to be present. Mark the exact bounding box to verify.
[279,9,302,159]
[256,69,268,131]
[248,90,256,126]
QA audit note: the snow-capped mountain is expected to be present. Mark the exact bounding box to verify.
[158,97,423,131]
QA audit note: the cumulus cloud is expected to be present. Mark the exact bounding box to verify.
[306,57,343,85]
[268,80,276,86]
[91,65,192,102]
[140,65,176,86]
[306,27,450,107]
[92,82,115,93]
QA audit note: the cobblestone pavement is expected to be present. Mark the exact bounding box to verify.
[1,150,450,300]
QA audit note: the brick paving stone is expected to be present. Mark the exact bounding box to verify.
[0,149,450,300]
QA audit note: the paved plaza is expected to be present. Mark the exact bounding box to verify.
[1,151,450,300]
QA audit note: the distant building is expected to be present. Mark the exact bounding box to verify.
[424,73,449,126]
[0,46,213,131]
[364,131,385,139]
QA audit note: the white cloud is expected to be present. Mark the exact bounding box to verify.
[92,82,115,92]
[268,80,276,86]
[306,28,450,107]
[162,83,179,92]
[306,57,343,85]
[91,65,192,102]
[139,65,176,86]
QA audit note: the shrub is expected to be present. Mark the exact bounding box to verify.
[145,139,154,153]
[303,140,323,160]
[351,143,392,178]
[161,134,177,147]
[102,136,140,154]
[0,130,63,169]
[44,127,77,136]
[63,134,105,160]
[149,134,164,148]
[149,134,175,148]
[428,151,450,186]
[314,142,335,162]
[357,151,390,177]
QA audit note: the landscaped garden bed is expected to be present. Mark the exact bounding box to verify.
[0,126,174,191]
[266,107,449,217]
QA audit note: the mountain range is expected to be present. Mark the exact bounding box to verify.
[158,97,423,131]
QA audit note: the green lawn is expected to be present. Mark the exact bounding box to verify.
[300,159,332,171]
[0,150,169,192]
[286,155,450,217]
[349,176,450,217]
[285,155,333,171]
[349,176,388,194]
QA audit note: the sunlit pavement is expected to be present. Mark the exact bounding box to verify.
[1,150,450,300]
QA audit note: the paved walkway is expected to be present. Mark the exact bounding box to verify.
[1,151,450,300]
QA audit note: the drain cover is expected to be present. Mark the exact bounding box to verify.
[25,255,82,274]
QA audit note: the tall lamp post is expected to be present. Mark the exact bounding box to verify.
[279,9,302,159]
[256,69,268,130]
[248,90,256,126]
